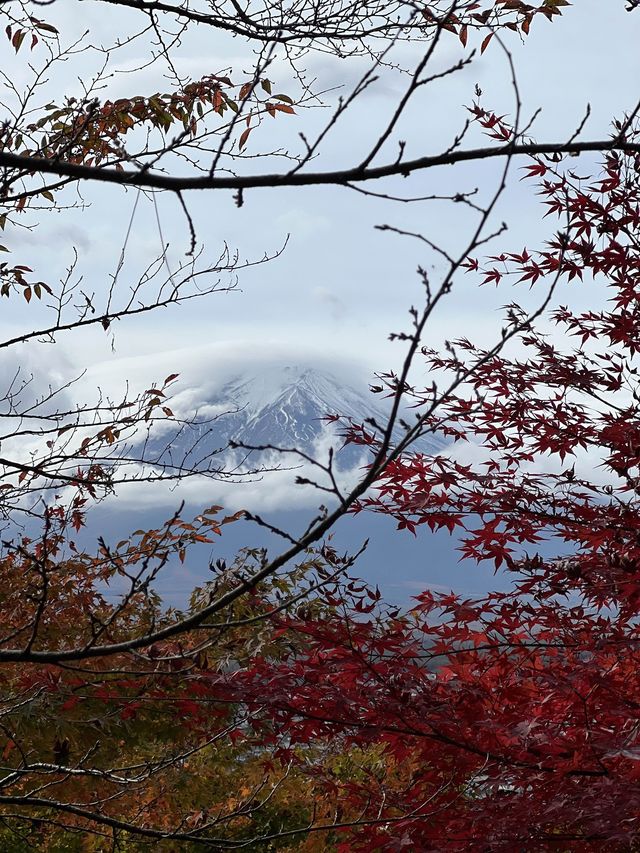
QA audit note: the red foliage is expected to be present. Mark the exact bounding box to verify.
[214,121,640,849]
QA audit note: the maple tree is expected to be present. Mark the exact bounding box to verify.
[1,0,640,849]
[242,117,640,849]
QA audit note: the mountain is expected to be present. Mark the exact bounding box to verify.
[87,363,518,609]
[147,363,443,471]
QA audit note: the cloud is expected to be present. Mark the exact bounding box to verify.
[101,434,370,515]
[78,338,373,402]
[8,222,92,255]
[0,343,77,417]
[313,286,347,320]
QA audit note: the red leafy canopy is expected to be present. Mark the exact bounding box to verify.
[245,120,640,849]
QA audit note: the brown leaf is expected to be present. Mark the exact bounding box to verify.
[239,126,252,150]
[480,33,493,53]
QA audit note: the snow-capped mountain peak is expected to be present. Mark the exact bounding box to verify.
[150,362,441,467]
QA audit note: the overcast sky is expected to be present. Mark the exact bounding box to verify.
[3,0,640,516]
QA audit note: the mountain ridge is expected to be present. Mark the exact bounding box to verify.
[149,363,442,469]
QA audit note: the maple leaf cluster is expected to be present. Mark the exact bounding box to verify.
[285,122,640,848]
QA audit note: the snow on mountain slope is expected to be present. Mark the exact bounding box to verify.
[148,361,443,470]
